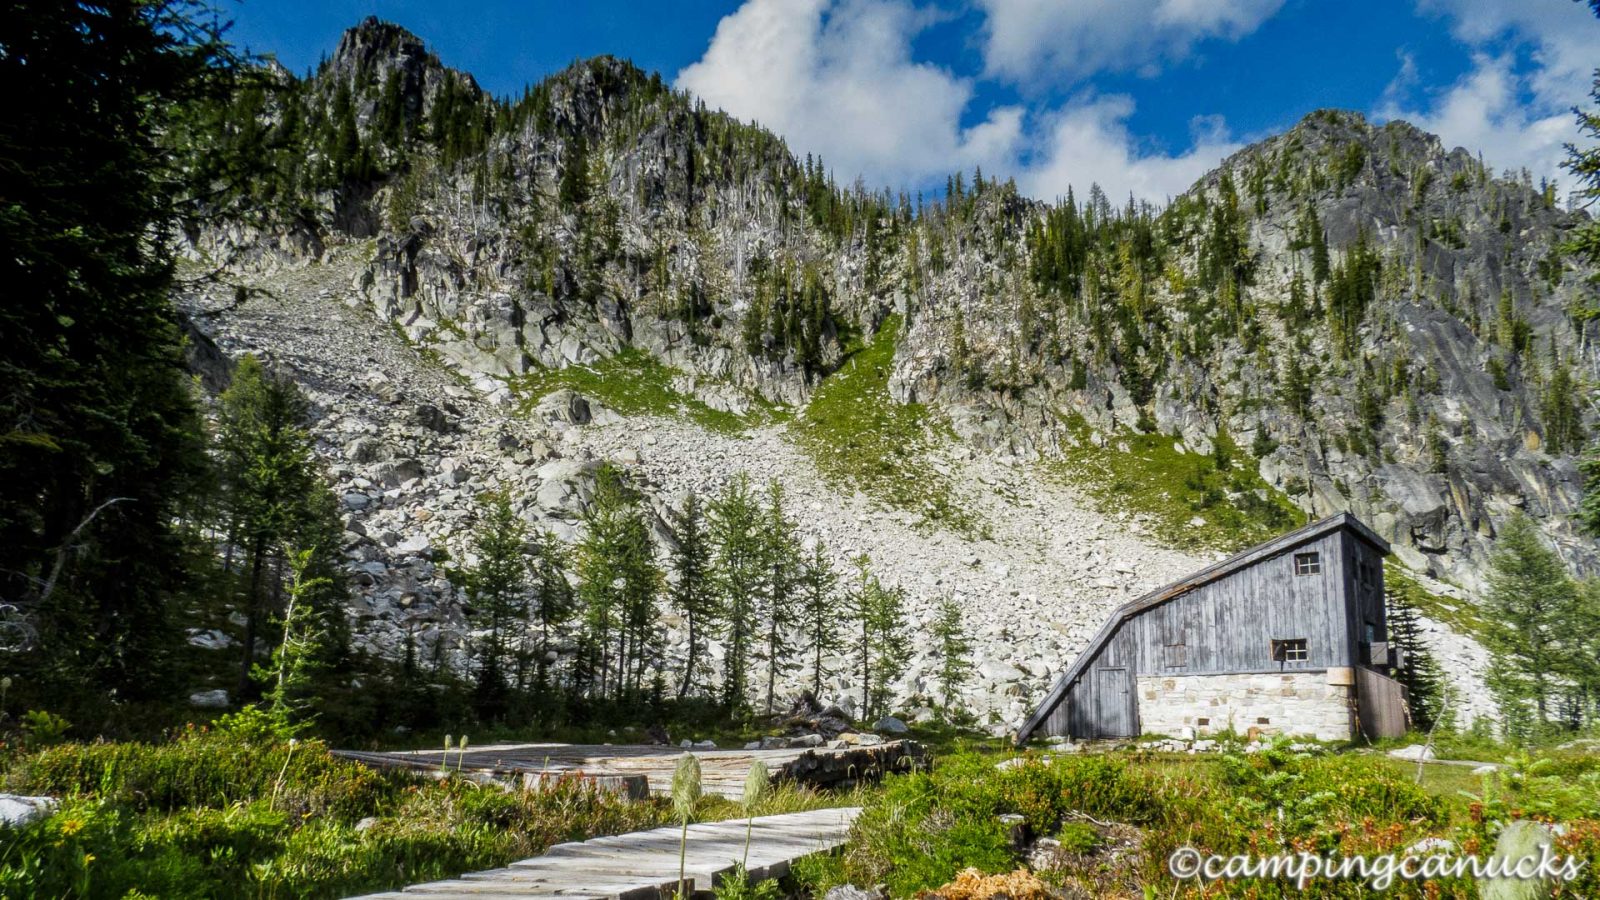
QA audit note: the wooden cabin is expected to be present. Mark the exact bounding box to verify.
[1015,513,1409,745]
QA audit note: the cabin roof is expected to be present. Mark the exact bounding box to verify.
[1013,513,1388,745]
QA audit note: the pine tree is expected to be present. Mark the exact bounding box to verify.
[759,482,802,715]
[1482,514,1578,737]
[461,493,531,721]
[1579,443,1600,538]
[866,577,910,723]
[931,596,972,719]
[1385,576,1444,731]
[849,555,876,719]
[669,491,719,700]
[0,0,231,709]
[528,528,574,696]
[798,539,841,699]
[218,355,332,700]
[575,465,661,703]
[1540,351,1584,455]
[711,475,764,712]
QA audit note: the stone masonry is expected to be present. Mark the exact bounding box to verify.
[1136,672,1356,742]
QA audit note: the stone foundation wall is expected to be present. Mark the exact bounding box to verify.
[1136,671,1355,742]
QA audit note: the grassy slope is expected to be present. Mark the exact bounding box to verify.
[790,315,983,537]
[1043,417,1305,553]
[510,347,786,434]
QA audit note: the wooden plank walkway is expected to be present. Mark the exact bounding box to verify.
[333,741,925,799]
[350,806,861,899]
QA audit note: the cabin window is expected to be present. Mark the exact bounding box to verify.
[1272,638,1309,663]
[1163,642,1187,669]
[1293,552,1321,575]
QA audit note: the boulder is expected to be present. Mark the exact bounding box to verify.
[1387,744,1435,761]
[188,689,230,709]
[1480,820,1557,900]
[873,716,909,734]
[0,794,57,829]
[536,389,591,425]
[185,629,236,651]
[408,403,455,433]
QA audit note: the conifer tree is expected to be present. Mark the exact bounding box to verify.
[461,493,531,721]
[848,555,909,721]
[931,596,972,719]
[218,355,334,699]
[575,465,661,703]
[1482,514,1578,737]
[1,0,232,707]
[669,491,719,700]
[1579,444,1600,538]
[866,577,910,723]
[528,528,574,695]
[1385,576,1444,731]
[798,539,841,699]
[710,475,764,712]
[759,482,802,715]
[1539,350,1584,455]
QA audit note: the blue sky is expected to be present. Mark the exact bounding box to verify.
[224,0,1600,202]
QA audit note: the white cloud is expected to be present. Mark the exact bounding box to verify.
[1018,96,1242,203]
[977,0,1284,84]
[1378,0,1600,183]
[676,0,1024,189]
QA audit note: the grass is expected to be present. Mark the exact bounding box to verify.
[509,347,785,435]
[796,741,1600,898]
[790,315,984,537]
[0,725,856,898]
[1042,416,1305,553]
[1388,568,1491,643]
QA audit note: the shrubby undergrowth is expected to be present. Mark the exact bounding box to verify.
[798,741,1600,898]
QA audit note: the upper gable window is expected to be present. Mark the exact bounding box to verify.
[1293,551,1321,576]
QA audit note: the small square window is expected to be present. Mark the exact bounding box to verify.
[1164,642,1187,668]
[1257,717,1271,725]
[1196,717,1210,727]
[1293,552,1321,575]
[1272,638,1309,663]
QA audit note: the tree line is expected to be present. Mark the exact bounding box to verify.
[452,468,976,729]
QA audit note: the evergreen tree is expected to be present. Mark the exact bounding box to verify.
[1562,23,1600,275]
[217,356,333,699]
[710,475,764,712]
[1579,443,1600,538]
[1482,514,1578,737]
[798,539,841,699]
[1540,351,1584,455]
[669,491,719,700]
[866,576,910,723]
[256,546,334,735]
[528,528,574,696]
[460,493,531,721]
[575,465,661,703]
[848,555,908,721]
[0,0,231,710]
[759,482,802,715]
[931,596,972,719]
[1385,576,1444,731]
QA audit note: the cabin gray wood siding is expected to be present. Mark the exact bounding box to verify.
[1024,517,1391,741]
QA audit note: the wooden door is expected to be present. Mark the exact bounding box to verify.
[1095,667,1136,738]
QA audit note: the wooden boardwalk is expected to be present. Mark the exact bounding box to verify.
[350,806,861,899]
[333,741,924,799]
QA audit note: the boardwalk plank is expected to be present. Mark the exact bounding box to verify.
[347,809,860,899]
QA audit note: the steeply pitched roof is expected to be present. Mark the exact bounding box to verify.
[1013,513,1388,745]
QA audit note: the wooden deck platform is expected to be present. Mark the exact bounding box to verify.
[332,740,925,800]
[350,806,861,899]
